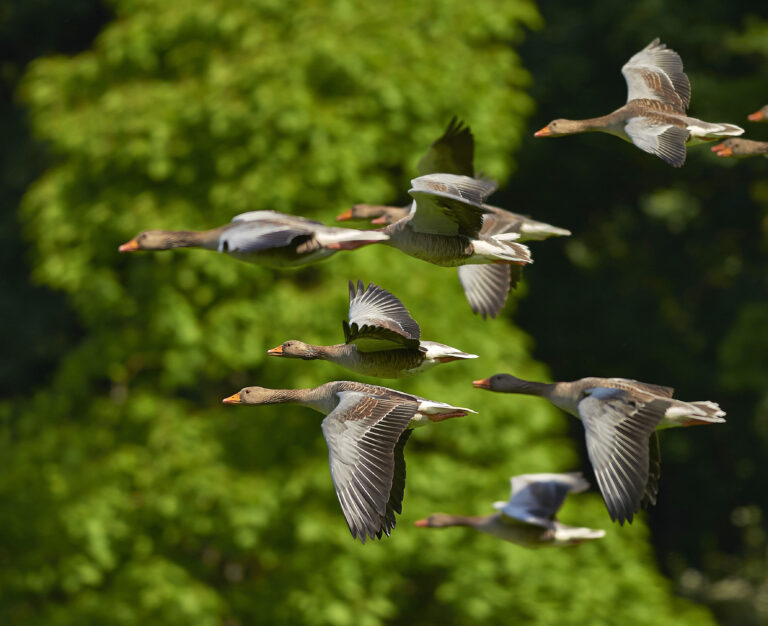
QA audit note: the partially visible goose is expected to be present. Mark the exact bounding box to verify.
[222,381,476,542]
[338,202,571,241]
[268,280,477,378]
[414,472,605,547]
[711,138,768,158]
[119,210,388,268]
[379,174,533,318]
[337,204,409,225]
[748,105,768,122]
[472,374,726,524]
[535,39,744,167]
[340,118,569,318]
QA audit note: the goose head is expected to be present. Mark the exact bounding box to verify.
[748,105,768,122]
[413,514,466,528]
[473,373,532,393]
[534,119,586,137]
[222,386,282,405]
[267,340,321,360]
[119,230,181,251]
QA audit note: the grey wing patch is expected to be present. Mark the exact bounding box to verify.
[344,280,421,351]
[642,431,662,508]
[457,264,512,319]
[381,429,413,532]
[607,378,674,398]
[624,118,688,167]
[500,473,586,524]
[408,174,495,237]
[622,38,691,111]
[578,388,668,524]
[231,210,325,227]
[417,117,475,177]
[321,392,418,543]
[218,222,311,254]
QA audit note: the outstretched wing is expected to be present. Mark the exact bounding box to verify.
[496,472,590,526]
[218,221,312,254]
[408,174,495,238]
[578,388,668,525]
[321,391,418,543]
[343,281,421,351]
[457,264,512,319]
[416,117,475,176]
[624,118,689,167]
[621,38,691,113]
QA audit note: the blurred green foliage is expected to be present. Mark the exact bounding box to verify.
[1,0,716,624]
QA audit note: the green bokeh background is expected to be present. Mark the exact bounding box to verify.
[2,0,767,624]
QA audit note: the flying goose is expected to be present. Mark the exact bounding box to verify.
[375,173,533,318]
[414,472,606,547]
[472,374,726,524]
[222,381,476,542]
[534,39,744,167]
[711,138,768,158]
[119,210,388,268]
[268,280,477,378]
[340,119,569,318]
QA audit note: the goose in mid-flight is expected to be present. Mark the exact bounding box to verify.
[377,173,533,318]
[472,374,725,524]
[340,119,569,318]
[268,280,477,378]
[414,472,606,547]
[118,210,388,268]
[534,39,744,167]
[222,381,475,542]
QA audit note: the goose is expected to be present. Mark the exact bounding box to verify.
[340,118,569,318]
[472,374,726,524]
[711,138,768,158]
[376,173,533,319]
[268,280,477,378]
[222,381,476,542]
[748,105,768,122]
[118,210,388,268]
[534,39,744,167]
[414,472,605,547]
[338,201,571,241]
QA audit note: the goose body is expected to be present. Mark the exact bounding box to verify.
[535,39,744,167]
[473,374,726,524]
[119,210,388,268]
[222,381,475,542]
[269,281,477,378]
[415,472,605,547]
[377,174,533,318]
[711,138,768,158]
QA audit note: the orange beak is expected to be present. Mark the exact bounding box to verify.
[336,209,353,221]
[748,110,765,122]
[710,142,725,152]
[119,238,140,252]
[534,126,552,137]
[472,378,491,389]
[716,148,733,157]
[222,392,242,404]
[413,518,429,527]
[267,345,284,356]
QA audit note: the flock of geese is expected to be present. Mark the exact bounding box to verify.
[119,39,744,545]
